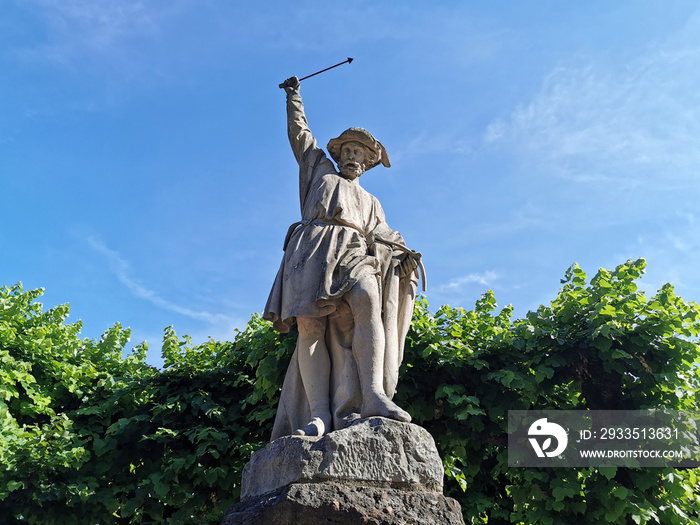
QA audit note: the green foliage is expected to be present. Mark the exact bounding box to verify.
[394,259,700,523]
[1,258,699,523]
[0,284,296,524]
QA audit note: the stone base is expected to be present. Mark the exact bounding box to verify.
[221,482,465,525]
[240,417,444,499]
[222,417,465,525]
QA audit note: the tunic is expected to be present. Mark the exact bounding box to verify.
[263,91,398,332]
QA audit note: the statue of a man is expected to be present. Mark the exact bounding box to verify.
[264,76,422,439]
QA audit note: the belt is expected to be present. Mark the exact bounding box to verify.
[282,218,427,291]
[282,218,364,251]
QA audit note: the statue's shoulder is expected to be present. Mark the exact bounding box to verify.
[303,146,335,171]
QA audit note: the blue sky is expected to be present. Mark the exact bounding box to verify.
[3,1,700,367]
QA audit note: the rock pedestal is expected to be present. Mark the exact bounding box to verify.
[221,418,464,525]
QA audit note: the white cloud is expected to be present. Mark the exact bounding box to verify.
[484,12,700,189]
[436,270,499,293]
[479,11,700,313]
[390,130,473,165]
[86,234,236,326]
[18,0,161,65]
[474,201,554,240]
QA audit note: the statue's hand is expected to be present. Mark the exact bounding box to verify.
[397,252,419,278]
[279,76,300,92]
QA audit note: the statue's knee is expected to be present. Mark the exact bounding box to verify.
[349,278,381,314]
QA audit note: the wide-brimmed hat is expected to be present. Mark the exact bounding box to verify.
[327,127,391,171]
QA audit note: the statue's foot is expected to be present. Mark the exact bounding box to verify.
[361,394,412,423]
[293,416,329,437]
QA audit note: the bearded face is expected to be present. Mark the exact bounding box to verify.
[338,141,367,180]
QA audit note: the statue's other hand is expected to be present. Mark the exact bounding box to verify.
[279,76,300,92]
[397,252,419,278]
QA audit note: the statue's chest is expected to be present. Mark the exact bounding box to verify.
[314,174,375,220]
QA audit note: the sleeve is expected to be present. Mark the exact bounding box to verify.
[286,90,318,165]
[286,90,335,211]
[367,197,405,246]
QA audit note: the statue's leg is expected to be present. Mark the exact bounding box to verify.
[346,277,411,423]
[295,316,332,436]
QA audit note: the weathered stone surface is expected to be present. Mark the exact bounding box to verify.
[241,418,443,500]
[222,482,465,525]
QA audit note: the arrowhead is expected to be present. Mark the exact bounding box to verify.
[347,57,354,64]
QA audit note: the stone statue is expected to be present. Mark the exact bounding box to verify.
[264,76,424,439]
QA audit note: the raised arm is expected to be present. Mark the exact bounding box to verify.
[280,76,317,165]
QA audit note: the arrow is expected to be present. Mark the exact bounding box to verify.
[279,58,354,88]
